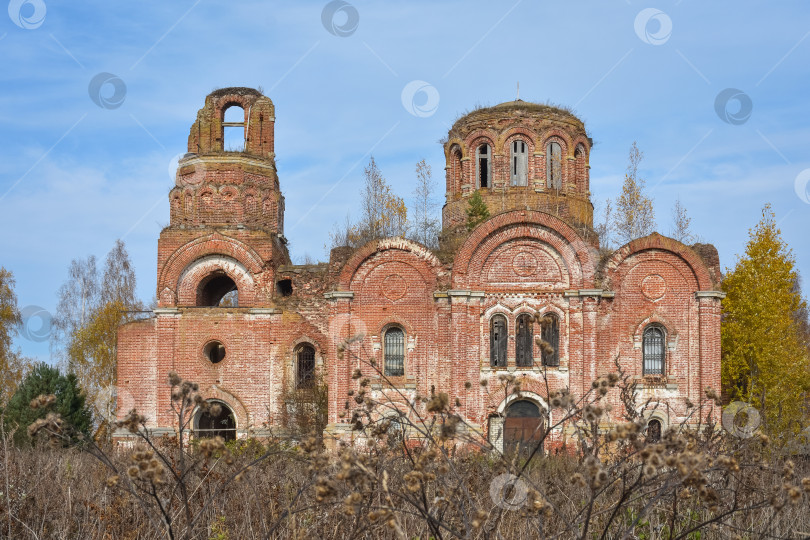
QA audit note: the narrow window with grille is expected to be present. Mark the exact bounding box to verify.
[515,314,533,367]
[476,144,490,188]
[296,344,315,388]
[384,328,405,377]
[541,313,560,367]
[490,315,508,368]
[643,326,665,375]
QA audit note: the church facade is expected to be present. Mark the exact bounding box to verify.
[116,88,724,449]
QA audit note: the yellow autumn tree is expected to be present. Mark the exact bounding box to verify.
[329,157,408,248]
[721,205,810,436]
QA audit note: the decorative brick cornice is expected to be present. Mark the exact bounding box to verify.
[324,291,354,300]
[695,291,726,299]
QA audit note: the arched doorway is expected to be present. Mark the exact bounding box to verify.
[646,418,662,442]
[196,401,237,441]
[503,400,544,455]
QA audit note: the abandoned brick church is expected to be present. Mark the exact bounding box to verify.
[116,87,724,450]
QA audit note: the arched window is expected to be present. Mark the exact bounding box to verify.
[574,144,587,191]
[511,139,528,186]
[197,273,238,307]
[196,401,236,441]
[490,315,507,368]
[296,344,316,388]
[476,144,491,189]
[541,313,559,367]
[384,327,405,377]
[515,314,533,367]
[223,105,245,152]
[546,141,562,190]
[646,418,662,442]
[643,326,665,375]
[450,146,463,193]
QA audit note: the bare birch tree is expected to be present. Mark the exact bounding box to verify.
[670,198,695,244]
[409,159,440,249]
[613,141,656,244]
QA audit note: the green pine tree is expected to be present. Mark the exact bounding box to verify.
[465,191,490,231]
[3,363,92,447]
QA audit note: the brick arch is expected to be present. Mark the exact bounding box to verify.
[196,386,250,430]
[602,233,713,291]
[158,233,265,302]
[498,127,539,151]
[444,138,468,160]
[176,255,256,306]
[337,237,442,290]
[631,313,679,343]
[464,130,497,153]
[572,136,591,158]
[540,129,574,156]
[453,210,595,289]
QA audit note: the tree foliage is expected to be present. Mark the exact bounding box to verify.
[613,142,655,244]
[52,240,142,424]
[670,198,696,244]
[329,157,408,248]
[3,362,92,447]
[409,159,440,249]
[465,191,490,231]
[721,205,810,436]
[0,268,33,405]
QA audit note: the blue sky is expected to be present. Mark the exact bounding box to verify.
[2,1,809,363]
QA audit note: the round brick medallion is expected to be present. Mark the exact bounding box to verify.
[382,274,408,301]
[512,251,538,277]
[641,274,666,301]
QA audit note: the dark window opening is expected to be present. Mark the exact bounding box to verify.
[477,144,490,189]
[196,401,236,441]
[541,313,560,367]
[198,273,238,307]
[646,419,662,442]
[643,326,665,375]
[384,327,405,377]
[277,279,293,297]
[490,315,507,368]
[296,344,316,389]
[204,341,226,364]
[547,141,562,190]
[503,400,544,456]
[516,314,533,367]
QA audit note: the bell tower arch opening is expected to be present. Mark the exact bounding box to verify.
[223,104,246,152]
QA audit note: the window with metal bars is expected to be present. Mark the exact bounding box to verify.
[511,140,528,186]
[384,327,405,377]
[296,344,316,388]
[515,314,533,367]
[541,313,560,366]
[490,315,508,368]
[643,326,665,375]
